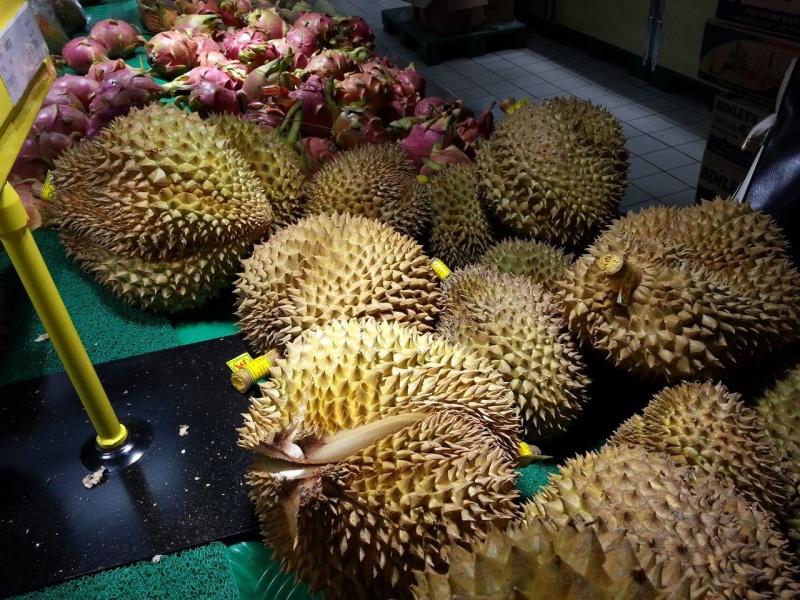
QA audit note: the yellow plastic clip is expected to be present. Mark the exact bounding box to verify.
[230,350,278,393]
[430,257,451,281]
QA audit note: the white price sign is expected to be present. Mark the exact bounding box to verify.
[0,3,48,106]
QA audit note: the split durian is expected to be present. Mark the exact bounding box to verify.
[234,212,440,352]
[53,104,272,312]
[475,97,629,246]
[478,238,573,290]
[209,114,306,231]
[305,143,432,240]
[756,364,800,540]
[609,381,797,524]
[412,518,691,599]
[526,444,800,598]
[557,198,800,380]
[240,317,522,600]
[437,265,589,443]
[427,164,496,270]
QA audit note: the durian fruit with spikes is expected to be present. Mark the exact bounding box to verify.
[557,199,800,380]
[53,104,272,312]
[427,163,496,270]
[609,381,797,526]
[478,238,573,290]
[305,143,432,240]
[526,444,800,598]
[756,365,800,540]
[234,212,440,351]
[209,115,306,231]
[437,265,589,443]
[413,518,691,599]
[240,318,522,600]
[475,97,629,246]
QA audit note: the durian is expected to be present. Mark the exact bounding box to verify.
[305,143,432,240]
[475,97,629,246]
[240,318,522,600]
[609,381,797,524]
[234,212,440,352]
[478,238,573,290]
[526,444,800,598]
[412,518,691,600]
[427,163,496,270]
[53,104,272,311]
[557,198,800,381]
[755,364,800,540]
[209,114,306,231]
[437,265,589,444]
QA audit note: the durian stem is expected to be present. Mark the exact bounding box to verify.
[0,182,128,450]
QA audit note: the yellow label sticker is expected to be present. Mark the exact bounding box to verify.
[430,258,451,280]
[505,97,530,115]
[226,352,253,372]
[416,174,429,184]
[40,171,56,202]
[518,442,535,467]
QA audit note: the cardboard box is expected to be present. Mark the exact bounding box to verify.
[706,92,773,168]
[716,0,800,40]
[698,19,800,104]
[484,0,514,23]
[696,147,750,201]
[413,0,487,35]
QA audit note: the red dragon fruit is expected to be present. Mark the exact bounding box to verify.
[33,104,90,139]
[394,65,426,104]
[244,103,290,131]
[332,16,374,50]
[146,30,198,78]
[192,33,223,54]
[62,37,109,75]
[285,26,320,61]
[42,89,84,111]
[414,96,445,117]
[220,0,252,27]
[399,113,455,170]
[456,101,496,155]
[304,49,356,81]
[164,65,238,92]
[220,27,270,61]
[240,55,293,104]
[302,137,340,174]
[49,75,100,109]
[178,0,221,14]
[288,84,332,137]
[334,72,389,114]
[88,19,145,59]
[246,7,287,39]
[292,12,336,43]
[181,81,241,115]
[88,71,163,132]
[268,38,307,69]
[86,58,129,82]
[197,49,228,67]
[173,13,222,35]
[331,106,389,149]
[420,143,471,176]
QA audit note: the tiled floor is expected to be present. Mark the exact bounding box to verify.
[325,0,715,213]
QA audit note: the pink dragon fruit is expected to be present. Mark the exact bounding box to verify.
[420,143,471,176]
[268,38,307,69]
[332,16,374,50]
[456,101,496,155]
[331,106,389,149]
[197,49,228,67]
[88,19,145,59]
[244,103,290,131]
[285,26,320,60]
[33,104,90,139]
[146,30,198,78]
[9,178,51,231]
[400,114,455,170]
[394,65,426,104]
[414,96,445,117]
[61,37,109,75]
[302,137,339,174]
[240,55,293,104]
[42,89,85,111]
[164,65,238,92]
[173,13,222,35]
[293,12,336,43]
[49,75,100,109]
[89,71,163,132]
[220,0,252,27]
[180,81,241,115]
[334,72,389,114]
[86,58,129,82]
[216,59,248,85]
[304,49,356,81]
[192,33,223,54]
[220,27,269,60]
[246,7,287,39]
[288,85,332,137]
[178,0,221,14]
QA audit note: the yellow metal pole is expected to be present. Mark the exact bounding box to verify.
[0,181,128,449]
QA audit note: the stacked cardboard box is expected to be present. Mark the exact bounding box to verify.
[411,0,515,36]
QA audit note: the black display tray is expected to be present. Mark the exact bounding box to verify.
[0,335,260,598]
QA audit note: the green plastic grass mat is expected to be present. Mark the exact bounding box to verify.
[227,542,317,600]
[0,229,179,387]
[10,542,239,600]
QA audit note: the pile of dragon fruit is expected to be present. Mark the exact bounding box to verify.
[11,0,497,227]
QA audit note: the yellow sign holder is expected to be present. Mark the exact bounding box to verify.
[0,1,128,450]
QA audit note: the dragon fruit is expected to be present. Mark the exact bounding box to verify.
[220,0,251,27]
[145,30,198,77]
[89,71,163,132]
[331,106,389,148]
[173,13,222,35]
[49,75,100,109]
[288,84,332,137]
[333,15,374,50]
[178,0,221,14]
[292,12,336,43]
[414,96,445,117]
[197,49,228,67]
[61,37,109,75]
[304,49,356,81]
[182,81,242,115]
[393,65,426,106]
[334,71,389,114]
[42,90,85,111]
[456,101,495,155]
[246,7,286,39]
[10,179,50,231]
[399,113,455,170]
[244,103,290,131]
[285,26,320,60]
[86,58,129,82]
[268,38,306,69]
[33,104,90,139]
[240,55,293,104]
[191,33,223,54]
[302,136,339,174]
[220,27,270,61]
[164,65,238,92]
[420,143,471,176]
[88,19,145,59]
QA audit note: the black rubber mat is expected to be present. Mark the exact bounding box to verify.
[0,335,260,598]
